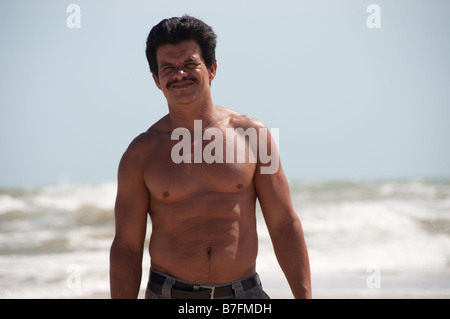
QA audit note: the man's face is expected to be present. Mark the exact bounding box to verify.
[153,40,216,106]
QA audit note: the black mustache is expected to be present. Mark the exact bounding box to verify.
[167,77,197,89]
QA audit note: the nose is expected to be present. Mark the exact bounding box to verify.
[173,66,188,80]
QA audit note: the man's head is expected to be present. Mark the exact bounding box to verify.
[146,16,218,106]
[146,15,217,78]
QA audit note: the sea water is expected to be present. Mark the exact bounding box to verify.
[1,180,449,298]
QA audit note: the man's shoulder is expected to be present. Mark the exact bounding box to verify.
[129,115,171,145]
[215,105,264,129]
[123,116,170,158]
[224,109,266,131]
[147,114,172,133]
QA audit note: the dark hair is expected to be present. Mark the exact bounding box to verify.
[146,15,217,76]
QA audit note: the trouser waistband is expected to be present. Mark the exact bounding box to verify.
[147,269,262,299]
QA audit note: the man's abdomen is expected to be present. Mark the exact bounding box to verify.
[148,193,259,284]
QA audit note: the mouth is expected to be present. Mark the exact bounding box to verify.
[167,78,197,90]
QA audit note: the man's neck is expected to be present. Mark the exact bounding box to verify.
[168,98,218,132]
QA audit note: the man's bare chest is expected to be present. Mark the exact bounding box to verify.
[143,140,257,203]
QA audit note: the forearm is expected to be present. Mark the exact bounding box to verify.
[110,239,143,299]
[271,218,312,299]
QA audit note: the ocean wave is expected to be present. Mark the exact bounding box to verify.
[289,180,450,274]
[0,182,117,256]
[0,179,449,298]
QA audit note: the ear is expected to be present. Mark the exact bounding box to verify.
[152,73,162,90]
[208,61,217,82]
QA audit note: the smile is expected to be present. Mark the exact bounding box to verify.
[168,79,196,89]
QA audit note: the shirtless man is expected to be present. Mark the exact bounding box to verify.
[109,16,311,299]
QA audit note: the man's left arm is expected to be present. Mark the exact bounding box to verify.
[254,127,312,299]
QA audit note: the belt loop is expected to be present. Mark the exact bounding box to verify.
[231,281,245,299]
[161,276,175,298]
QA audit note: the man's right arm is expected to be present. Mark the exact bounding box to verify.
[110,138,150,299]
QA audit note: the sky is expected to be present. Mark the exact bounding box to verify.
[0,0,449,187]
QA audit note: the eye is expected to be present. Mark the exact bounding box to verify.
[160,65,174,74]
[185,62,199,69]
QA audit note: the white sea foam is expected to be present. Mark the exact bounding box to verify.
[0,180,449,298]
[30,182,117,212]
[0,194,28,214]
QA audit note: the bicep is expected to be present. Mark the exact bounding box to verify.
[255,163,298,234]
[113,147,149,251]
[254,128,298,235]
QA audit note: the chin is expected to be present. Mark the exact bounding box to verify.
[167,94,197,106]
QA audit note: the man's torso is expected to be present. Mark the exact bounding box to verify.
[135,108,264,283]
